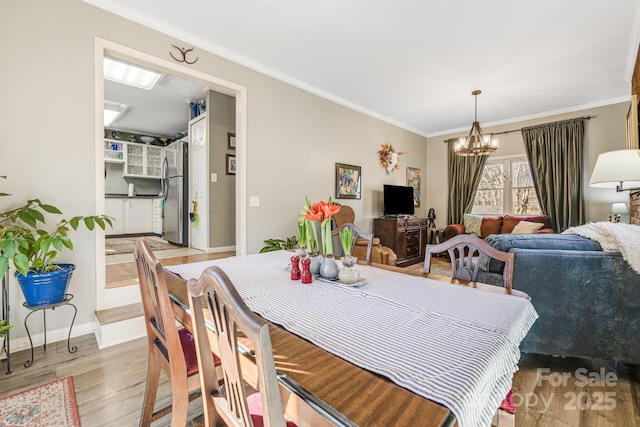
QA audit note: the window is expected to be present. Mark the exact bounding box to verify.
[471,157,541,215]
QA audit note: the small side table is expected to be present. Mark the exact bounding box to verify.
[23,294,78,368]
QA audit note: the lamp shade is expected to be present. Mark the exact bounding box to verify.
[589,149,640,189]
[611,202,628,214]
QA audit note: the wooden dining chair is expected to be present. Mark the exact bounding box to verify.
[187,265,296,427]
[424,234,514,292]
[331,223,374,262]
[424,234,517,421]
[134,237,220,427]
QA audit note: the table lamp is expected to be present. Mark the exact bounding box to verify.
[609,202,628,223]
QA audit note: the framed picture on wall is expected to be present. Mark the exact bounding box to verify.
[406,167,421,207]
[626,94,639,149]
[335,163,361,199]
[227,132,236,150]
[226,154,236,175]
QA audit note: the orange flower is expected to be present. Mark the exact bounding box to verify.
[304,202,324,222]
[319,200,340,220]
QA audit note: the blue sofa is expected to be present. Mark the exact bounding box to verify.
[477,233,640,365]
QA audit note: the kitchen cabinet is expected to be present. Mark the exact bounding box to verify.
[105,197,153,235]
[124,143,164,179]
[152,198,163,235]
[104,139,125,163]
[105,198,124,234]
[127,199,153,233]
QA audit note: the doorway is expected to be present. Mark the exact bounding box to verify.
[94,38,248,311]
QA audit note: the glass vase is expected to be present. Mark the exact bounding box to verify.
[319,255,339,280]
[338,255,360,284]
[309,253,323,276]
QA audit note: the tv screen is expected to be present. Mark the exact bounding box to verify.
[383,184,415,216]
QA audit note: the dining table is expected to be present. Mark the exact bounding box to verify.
[164,250,537,427]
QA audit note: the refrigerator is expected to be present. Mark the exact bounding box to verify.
[161,139,188,246]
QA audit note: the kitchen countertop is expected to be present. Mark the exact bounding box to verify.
[105,194,162,199]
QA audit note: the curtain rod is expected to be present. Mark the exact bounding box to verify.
[443,115,592,142]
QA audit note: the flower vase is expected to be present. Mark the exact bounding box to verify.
[309,254,323,276]
[320,255,339,280]
[338,255,360,284]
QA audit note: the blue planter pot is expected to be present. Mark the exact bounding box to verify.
[15,264,76,307]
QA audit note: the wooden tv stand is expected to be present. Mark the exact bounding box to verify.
[373,216,427,267]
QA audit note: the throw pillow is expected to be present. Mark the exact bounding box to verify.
[463,214,483,237]
[511,220,545,234]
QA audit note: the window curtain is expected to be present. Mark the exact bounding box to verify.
[521,118,585,232]
[447,140,488,224]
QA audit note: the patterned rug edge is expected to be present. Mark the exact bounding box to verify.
[0,376,80,427]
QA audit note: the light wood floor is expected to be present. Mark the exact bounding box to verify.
[1,251,637,426]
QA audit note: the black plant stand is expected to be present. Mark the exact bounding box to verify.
[1,268,10,374]
[23,294,77,368]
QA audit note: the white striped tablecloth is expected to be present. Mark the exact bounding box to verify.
[165,250,538,427]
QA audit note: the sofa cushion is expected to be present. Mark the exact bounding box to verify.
[482,234,603,273]
[501,214,552,234]
[463,214,483,237]
[511,221,545,234]
[480,216,503,239]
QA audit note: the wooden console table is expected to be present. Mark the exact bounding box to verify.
[373,216,427,267]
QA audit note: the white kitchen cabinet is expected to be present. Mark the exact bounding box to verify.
[104,198,153,235]
[124,143,164,179]
[152,198,163,235]
[126,199,153,234]
[105,198,125,235]
[104,139,125,163]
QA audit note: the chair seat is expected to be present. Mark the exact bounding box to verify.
[179,328,221,376]
[246,392,297,427]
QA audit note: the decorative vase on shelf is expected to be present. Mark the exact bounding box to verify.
[320,255,339,280]
[309,254,323,275]
[338,255,360,284]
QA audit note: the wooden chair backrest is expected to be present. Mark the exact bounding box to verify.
[134,237,187,375]
[187,266,288,427]
[331,222,373,262]
[424,234,514,292]
[333,205,355,228]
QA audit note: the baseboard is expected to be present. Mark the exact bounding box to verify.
[5,321,96,353]
[206,245,236,253]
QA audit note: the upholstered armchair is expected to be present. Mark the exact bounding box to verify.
[333,205,397,266]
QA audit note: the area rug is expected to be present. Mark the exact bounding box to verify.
[0,376,80,427]
[403,256,452,277]
[105,235,180,255]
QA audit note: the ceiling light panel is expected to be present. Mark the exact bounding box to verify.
[104,57,162,90]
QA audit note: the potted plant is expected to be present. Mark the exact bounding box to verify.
[0,179,113,307]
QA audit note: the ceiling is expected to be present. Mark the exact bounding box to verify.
[104,61,208,137]
[94,0,640,138]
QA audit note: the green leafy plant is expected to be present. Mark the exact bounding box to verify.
[0,319,11,338]
[0,178,113,277]
[259,236,298,253]
[339,227,354,256]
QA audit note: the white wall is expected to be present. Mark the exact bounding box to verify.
[0,0,428,343]
[425,102,631,228]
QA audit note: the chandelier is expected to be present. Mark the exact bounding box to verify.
[454,90,499,156]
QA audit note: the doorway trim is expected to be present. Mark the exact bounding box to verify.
[94,37,248,310]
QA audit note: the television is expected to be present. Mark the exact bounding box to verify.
[383,184,415,216]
